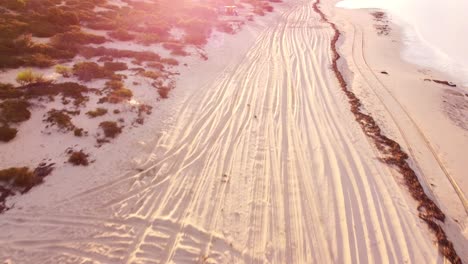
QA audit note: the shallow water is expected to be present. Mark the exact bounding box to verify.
[336,0,468,86]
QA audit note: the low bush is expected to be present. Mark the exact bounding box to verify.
[44,109,76,131]
[73,128,85,137]
[45,7,80,24]
[50,29,106,50]
[158,86,170,99]
[161,58,179,66]
[162,42,189,56]
[216,23,235,34]
[99,121,121,138]
[0,167,36,188]
[27,20,69,38]
[184,32,209,46]
[86,107,107,118]
[136,33,164,45]
[1,0,27,11]
[140,70,164,80]
[106,88,133,103]
[79,46,161,63]
[0,126,17,142]
[0,83,23,99]
[86,19,118,31]
[99,80,132,103]
[21,82,89,106]
[253,8,265,16]
[22,53,55,68]
[103,61,128,72]
[146,62,164,70]
[0,99,31,124]
[263,4,274,12]
[68,150,89,166]
[136,103,152,116]
[105,80,125,90]
[72,62,112,81]
[108,29,135,41]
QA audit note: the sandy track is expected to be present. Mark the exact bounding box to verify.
[0,1,446,263]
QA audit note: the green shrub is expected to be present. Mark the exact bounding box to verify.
[55,65,72,77]
[72,62,111,81]
[103,61,128,72]
[86,107,107,118]
[99,121,121,138]
[68,150,89,166]
[0,126,17,142]
[0,167,36,187]
[0,99,31,124]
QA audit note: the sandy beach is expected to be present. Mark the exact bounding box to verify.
[0,0,466,263]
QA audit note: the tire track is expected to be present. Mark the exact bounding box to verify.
[350,23,468,215]
[312,0,463,263]
[0,0,452,263]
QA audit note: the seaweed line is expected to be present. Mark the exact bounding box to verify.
[312,1,462,263]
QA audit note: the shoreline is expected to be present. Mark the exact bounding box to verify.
[335,0,468,87]
[328,1,467,262]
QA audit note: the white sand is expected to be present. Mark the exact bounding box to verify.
[331,4,468,257]
[0,0,466,263]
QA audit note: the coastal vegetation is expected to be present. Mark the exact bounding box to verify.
[86,108,108,118]
[99,121,122,138]
[0,0,280,208]
[68,150,90,166]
